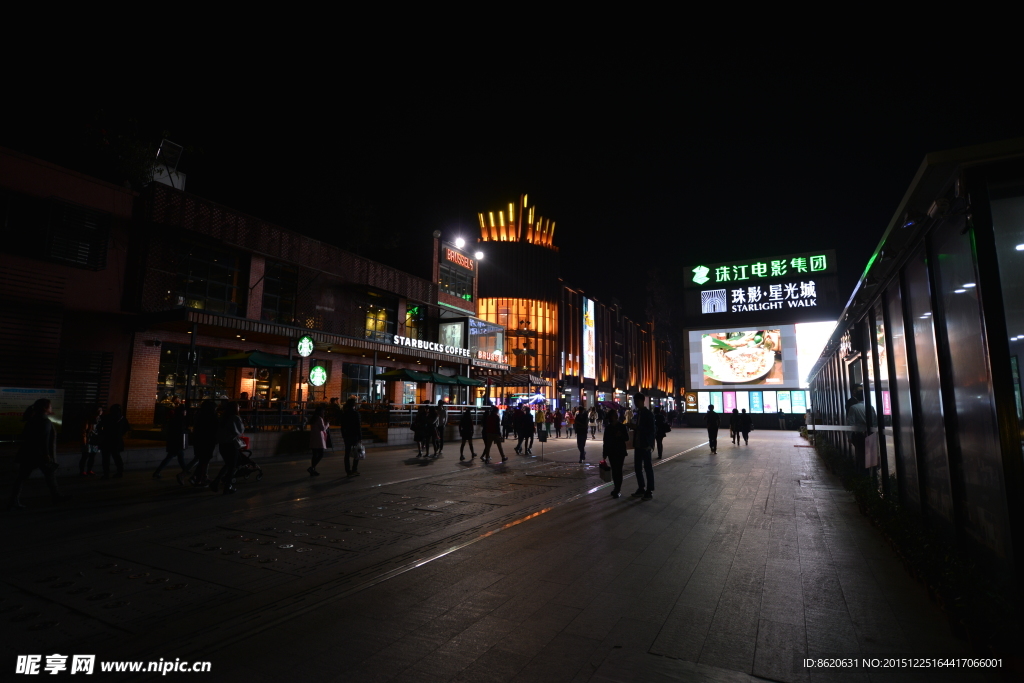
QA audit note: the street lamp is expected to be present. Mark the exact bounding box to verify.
[474,250,484,260]
[455,237,466,249]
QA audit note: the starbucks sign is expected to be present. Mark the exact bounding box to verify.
[309,365,327,387]
[297,335,314,357]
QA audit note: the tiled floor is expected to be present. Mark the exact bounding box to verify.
[217,430,990,682]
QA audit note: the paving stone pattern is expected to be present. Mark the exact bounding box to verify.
[3,431,991,682]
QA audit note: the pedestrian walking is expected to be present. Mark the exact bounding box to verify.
[481,405,506,462]
[9,399,70,510]
[154,403,190,479]
[412,406,431,457]
[458,407,476,460]
[435,399,448,454]
[576,407,589,462]
[603,411,630,498]
[737,408,752,445]
[654,406,670,459]
[705,405,720,454]
[730,408,740,445]
[629,393,656,500]
[340,397,362,476]
[501,407,515,440]
[553,409,563,438]
[588,407,598,439]
[79,406,102,476]
[210,402,244,494]
[99,404,129,479]
[566,409,575,437]
[307,404,329,477]
[778,409,787,430]
[425,406,441,457]
[188,400,219,486]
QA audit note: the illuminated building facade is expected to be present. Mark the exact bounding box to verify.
[476,195,678,409]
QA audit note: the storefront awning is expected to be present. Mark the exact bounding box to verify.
[375,368,434,382]
[211,350,297,368]
[485,373,551,387]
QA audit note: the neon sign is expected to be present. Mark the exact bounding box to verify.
[686,251,836,288]
[444,248,475,271]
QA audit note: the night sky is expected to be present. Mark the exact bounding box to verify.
[5,58,1022,321]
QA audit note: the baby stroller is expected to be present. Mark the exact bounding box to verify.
[233,435,263,483]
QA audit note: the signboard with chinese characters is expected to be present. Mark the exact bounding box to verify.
[686,251,837,289]
[582,298,596,380]
[684,250,839,327]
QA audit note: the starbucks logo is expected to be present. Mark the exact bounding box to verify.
[309,365,327,387]
[297,335,314,357]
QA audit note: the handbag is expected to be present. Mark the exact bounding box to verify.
[233,435,247,450]
[598,459,612,482]
[357,442,366,460]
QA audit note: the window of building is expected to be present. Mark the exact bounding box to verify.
[262,262,298,324]
[404,304,426,340]
[355,291,396,341]
[0,189,110,271]
[439,263,474,302]
[170,241,246,316]
[342,363,385,402]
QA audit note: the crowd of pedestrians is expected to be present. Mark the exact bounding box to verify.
[9,393,691,510]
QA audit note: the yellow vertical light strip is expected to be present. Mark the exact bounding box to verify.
[488,212,495,228]
[508,202,515,226]
[548,221,556,246]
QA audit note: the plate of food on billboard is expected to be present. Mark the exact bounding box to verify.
[702,330,782,385]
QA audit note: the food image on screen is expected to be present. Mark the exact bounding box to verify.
[702,330,782,385]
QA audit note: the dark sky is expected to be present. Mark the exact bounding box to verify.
[6,57,1022,320]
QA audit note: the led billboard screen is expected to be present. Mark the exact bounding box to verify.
[583,298,596,379]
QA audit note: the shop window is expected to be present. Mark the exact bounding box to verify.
[342,363,385,402]
[156,343,235,421]
[169,241,246,316]
[991,181,1024,431]
[262,262,298,324]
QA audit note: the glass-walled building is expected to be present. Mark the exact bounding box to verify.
[808,138,1024,580]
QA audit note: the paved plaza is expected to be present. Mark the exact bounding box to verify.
[4,430,992,682]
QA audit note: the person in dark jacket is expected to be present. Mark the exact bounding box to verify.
[730,408,740,445]
[99,404,130,479]
[603,411,630,498]
[154,404,190,479]
[705,405,721,454]
[425,406,441,458]
[210,401,244,494]
[654,406,670,459]
[79,405,102,476]
[501,408,515,440]
[458,407,476,460]
[575,407,589,462]
[340,397,363,475]
[9,399,70,510]
[481,405,506,463]
[188,400,219,486]
[434,400,448,455]
[629,393,656,499]
[737,408,752,445]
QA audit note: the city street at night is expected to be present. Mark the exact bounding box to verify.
[4,430,985,682]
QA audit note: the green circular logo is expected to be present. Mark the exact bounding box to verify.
[297,335,314,357]
[309,365,327,387]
